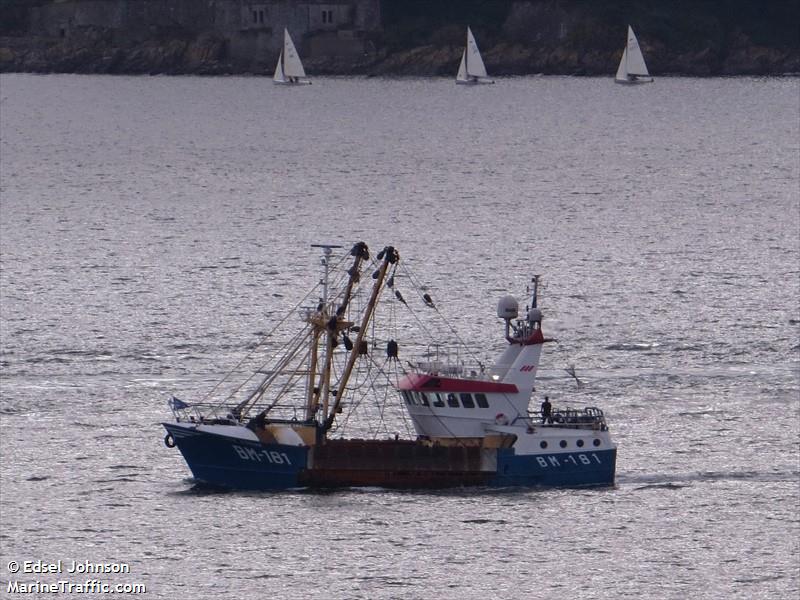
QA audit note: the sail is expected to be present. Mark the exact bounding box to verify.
[465,27,488,78]
[615,46,628,80]
[456,50,467,81]
[282,29,306,79]
[273,50,285,82]
[624,26,650,76]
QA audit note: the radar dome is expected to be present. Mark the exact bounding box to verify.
[527,307,543,323]
[497,296,519,320]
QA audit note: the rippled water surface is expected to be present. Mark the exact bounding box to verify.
[1,74,799,599]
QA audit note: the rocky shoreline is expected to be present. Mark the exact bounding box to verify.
[2,0,799,77]
[2,31,798,77]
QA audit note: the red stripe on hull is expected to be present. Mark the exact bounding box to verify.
[398,373,518,394]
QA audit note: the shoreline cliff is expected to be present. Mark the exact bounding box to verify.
[1,1,798,77]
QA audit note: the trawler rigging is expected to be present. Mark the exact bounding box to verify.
[163,242,617,489]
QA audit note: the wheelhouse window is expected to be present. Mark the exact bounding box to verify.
[419,393,430,406]
[402,391,412,405]
[447,393,459,408]
[460,393,475,408]
[432,394,445,407]
[475,393,489,408]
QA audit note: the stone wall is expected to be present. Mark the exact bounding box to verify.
[2,0,797,75]
[27,0,381,66]
[31,1,215,41]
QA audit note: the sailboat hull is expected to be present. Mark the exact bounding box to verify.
[455,78,495,85]
[614,77,654,85]
[164,423,616,490]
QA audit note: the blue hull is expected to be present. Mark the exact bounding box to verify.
[164,423,307,490]
[164,424,616,490]
[492,448,617,487]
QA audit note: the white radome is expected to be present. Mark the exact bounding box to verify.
[528,307,543,323]
[497,295,519,320]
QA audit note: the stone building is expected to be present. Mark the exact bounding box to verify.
[29,0,381,65]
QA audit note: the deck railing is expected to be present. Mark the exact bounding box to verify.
[522,406,608,431]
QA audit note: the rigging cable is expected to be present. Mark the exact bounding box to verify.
[396,262,486,371]
[200,252,353,415]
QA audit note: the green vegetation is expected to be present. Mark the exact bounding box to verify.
[380,0,511,50]
[380,0,800,52]
[2,1,797,74]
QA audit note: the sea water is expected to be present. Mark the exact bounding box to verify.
[1,74,798,599]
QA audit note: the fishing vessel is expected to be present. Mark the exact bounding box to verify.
[273,29,311,85]
[615,25,653,84]
[456,27,494,85]
[162,243,616,490]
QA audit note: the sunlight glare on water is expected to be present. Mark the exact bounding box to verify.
[1,74,798,599]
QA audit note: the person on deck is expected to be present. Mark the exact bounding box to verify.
[541,396,552,424]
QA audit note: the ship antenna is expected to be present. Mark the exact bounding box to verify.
[311,244,343,306]
[530,275,540,309]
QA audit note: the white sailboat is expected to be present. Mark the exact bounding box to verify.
[456,27,494,85]
[615,25,653,84]
[274,29,311,85]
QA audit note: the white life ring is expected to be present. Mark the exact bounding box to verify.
[495,413,509,426]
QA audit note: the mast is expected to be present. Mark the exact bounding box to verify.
[530,275,539,309]
[305,328,322,420]
[306,243,366,424]
[624,29,629,77]
[273,50,284,82]
[465,28,470,77]
[622,43,631,79]
[305,244,338,420]
[322,245,398,434]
